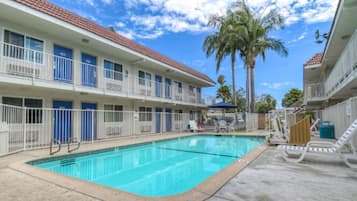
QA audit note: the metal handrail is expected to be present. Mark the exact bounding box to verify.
[67,138,80,153]
[49,140,61,155]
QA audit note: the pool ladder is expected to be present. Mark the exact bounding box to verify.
[49,138,81,155]
[67,138,81,153]
[50,140,61,155]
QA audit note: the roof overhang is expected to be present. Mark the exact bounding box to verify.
[2,1,215,87]
[322,0,357,69]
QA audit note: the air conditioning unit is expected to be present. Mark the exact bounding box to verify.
[7,64,40,78]
[140,125,152,132]
[105,126,122,136]
[106,82,122,92]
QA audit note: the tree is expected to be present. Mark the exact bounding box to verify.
[232,87,246,112]
[216,75,232,102]
[255,94,276,113]
[282,88,303,107]
[203,10,245,108]
[232,1,288,112]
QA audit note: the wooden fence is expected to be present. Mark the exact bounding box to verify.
[289,116,311,145]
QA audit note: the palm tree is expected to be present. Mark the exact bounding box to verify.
[203,11,244,108]
[233,1,288,112]
[217,74,226,86]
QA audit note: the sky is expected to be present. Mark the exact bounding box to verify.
[49,0,338,107]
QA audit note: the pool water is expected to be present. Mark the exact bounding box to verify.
[32,135,264,196]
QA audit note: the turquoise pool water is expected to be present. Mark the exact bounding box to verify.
[32,135,264,196]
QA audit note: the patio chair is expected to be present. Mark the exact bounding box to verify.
[277,119,357,168]
[218,120,227,132]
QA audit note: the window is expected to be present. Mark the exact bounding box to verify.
[2,97,43,124]
[174,110,183,121]
[139,107,152,122]
[104,60,123,81]
[174,81,182,94]
[25,98,43,124]
[189,110,195,120]
[138,71,151,87]
[4,30,44,63]
[104,104,123,122]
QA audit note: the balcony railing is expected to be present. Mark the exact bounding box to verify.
[325,30,357,97]
[304,82,325,102]
[0,42,213,106]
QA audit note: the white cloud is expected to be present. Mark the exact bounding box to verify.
[261,81,292,89]
[85,0,94,7]
[101,0,112,4]
[118,0,338,39]
[288,31,307,44]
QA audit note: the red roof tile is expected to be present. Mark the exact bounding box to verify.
[304,53,323,67]
[14,0,214,85]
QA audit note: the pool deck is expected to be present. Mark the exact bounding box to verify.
[1,132,356,201]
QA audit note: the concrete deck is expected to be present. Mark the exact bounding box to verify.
[1,133,356,201]
[208,148,357,201]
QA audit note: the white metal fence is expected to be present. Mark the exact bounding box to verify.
[0,103,261,156]
[322,96,357,147]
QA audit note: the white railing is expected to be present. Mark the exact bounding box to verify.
[0,42,212,105]
[322,96,357,147]
[0,103,203,156]
[325,30,357,97]
[0,103,261,156]
[304,82,325,102]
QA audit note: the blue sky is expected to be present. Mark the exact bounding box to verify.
[50,0,338,107]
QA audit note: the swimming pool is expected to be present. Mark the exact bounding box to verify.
[31,135,264,197]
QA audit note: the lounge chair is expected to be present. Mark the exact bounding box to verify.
[277,119,357,168]
[188,120,204,132]
[267,115,288,144]
[310,118,320,136]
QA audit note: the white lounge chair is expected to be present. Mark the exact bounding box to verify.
[267,115,288,144]
[188,120,204,132]
[310,118,320,136]
[277,119,357,168]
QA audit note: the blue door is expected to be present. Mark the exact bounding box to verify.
[156,108,162,133]
[155,75,162,97]
[53,45,72,82]
[82,53,97,87]
[53,101,72,142]
[165,108,172,132]
[81,103,97,141]
[165,78,171,99]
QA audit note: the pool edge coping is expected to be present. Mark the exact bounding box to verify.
[9,134,268,201]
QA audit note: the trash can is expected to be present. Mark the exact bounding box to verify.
[319,121,335,139]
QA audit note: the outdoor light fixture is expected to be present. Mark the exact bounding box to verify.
[315,29,329,44]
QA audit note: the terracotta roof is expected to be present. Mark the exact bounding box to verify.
[304,53,323,67]
[14,0,214,85]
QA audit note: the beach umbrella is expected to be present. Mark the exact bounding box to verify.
[208,102,236,119]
